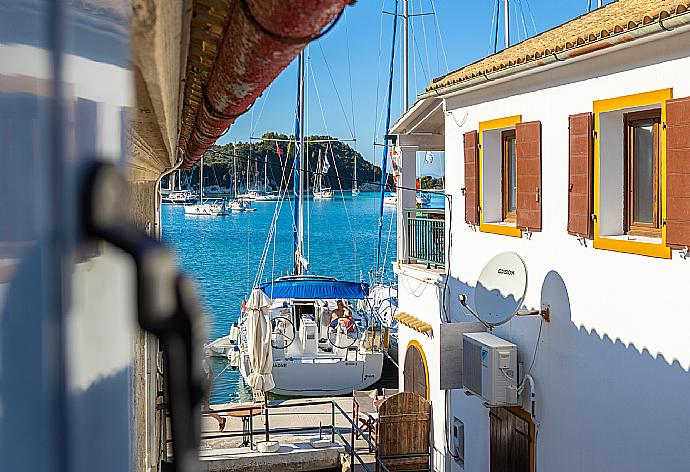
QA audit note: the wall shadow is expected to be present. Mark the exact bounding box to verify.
[441,269,690,470]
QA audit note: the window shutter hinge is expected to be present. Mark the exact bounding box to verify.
[663,122,667,130]
[591,213,597,222]
[535,187,540,203]
[461,187,467,196]
[662,219,667,226]
[592,129,597,139]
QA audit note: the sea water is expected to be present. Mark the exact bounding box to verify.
[162,192,442,403]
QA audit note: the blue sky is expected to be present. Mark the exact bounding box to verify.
[221,0,614,177]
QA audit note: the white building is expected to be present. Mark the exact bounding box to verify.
[390,1,690,470]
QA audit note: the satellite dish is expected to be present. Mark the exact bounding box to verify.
[474,252,527,327]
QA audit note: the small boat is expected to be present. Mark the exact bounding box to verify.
[351,187,361,197]
[171,190,197,204]
[183,157,229,215]
[204,184,231,198]
[313,189,334,200]
[383,193,397,206]
[254,192,281,202]
[230,198,257,212]
[205,324,240,358]
[184,199,228,216]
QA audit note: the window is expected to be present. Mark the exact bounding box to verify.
[593,88,672,259]
[502,130,517,223]
[478,115,523,237]
[625,110,661,237]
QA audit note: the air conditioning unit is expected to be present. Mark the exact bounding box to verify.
[462,332,518,406]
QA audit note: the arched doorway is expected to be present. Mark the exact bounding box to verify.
[403,341,428,400]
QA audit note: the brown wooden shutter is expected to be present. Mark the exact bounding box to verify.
[463,130,480,225]
[516,121,542,231]
[666,96,690,248]
[567,113,594,238]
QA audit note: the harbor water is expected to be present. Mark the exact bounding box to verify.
[162,192,441,402]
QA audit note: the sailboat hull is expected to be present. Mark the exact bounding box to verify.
[240,351,384,397]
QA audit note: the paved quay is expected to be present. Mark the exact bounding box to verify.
[199,397,375,471]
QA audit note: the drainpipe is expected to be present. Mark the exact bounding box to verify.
[184,0,353,166]
[418,10,690,101]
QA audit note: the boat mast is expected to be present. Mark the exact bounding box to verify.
[504,0,510,48]
[264,153,268,193]
[403,0,409,110]
[353,152,357,190]
[200,154,204,202]
[375,0,399,281]
[233,153,237,197]
[293,51,306,275]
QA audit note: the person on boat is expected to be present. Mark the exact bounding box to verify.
[329,300,356,334]
[202,357,226,432]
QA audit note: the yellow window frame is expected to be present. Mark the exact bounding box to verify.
[478,115,523,237]
[593,89,672,259]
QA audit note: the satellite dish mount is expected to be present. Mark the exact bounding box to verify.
[458,252,549,330]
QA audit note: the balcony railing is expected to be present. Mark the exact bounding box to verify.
[405,208,445,269]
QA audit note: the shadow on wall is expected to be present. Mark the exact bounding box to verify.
[444,269,690,469]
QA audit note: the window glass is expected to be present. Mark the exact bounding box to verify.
[632,122,655,224]
[502,130,517,221]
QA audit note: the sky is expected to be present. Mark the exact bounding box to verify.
[220,0,615,177]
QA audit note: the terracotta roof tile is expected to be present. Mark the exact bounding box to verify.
[426,0,690,93]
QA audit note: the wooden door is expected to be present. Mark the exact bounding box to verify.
[403,344,427,399]
[490,407,531,472]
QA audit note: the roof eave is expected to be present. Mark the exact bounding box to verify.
[419,11,690,101]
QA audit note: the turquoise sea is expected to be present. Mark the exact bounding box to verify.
[162,192,440,403]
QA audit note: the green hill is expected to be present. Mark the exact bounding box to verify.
[173,132,394,191]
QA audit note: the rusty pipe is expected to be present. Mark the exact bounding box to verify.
[183,0,353,166]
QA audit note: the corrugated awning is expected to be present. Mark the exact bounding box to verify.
[394,312,432,335]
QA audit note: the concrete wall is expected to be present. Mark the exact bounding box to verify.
[397,29,690,472]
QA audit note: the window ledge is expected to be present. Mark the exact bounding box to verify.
[479,222,522,238]
[594,234,670,259]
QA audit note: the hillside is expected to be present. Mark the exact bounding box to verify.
[174,132,394,191]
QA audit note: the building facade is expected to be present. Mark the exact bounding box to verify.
[392,2,690,470]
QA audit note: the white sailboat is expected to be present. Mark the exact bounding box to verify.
[184,155,228,215]
[352,151,360,196]
[232,52,383,396]
[254,154,281,201]
[312,148,334,200]
[228,153,258,212]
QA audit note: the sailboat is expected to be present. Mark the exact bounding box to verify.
[254,153,281,201]
[351,151,360,196]
[312,148,334,200]
[232,52,384,396]
[183,155,228,216]
[228,153,257,212]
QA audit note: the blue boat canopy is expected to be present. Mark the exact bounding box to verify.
[259,276,370,300]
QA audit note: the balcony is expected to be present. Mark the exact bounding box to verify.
[404,208,445,269]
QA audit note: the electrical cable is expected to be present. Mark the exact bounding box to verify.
[205,147,436,195]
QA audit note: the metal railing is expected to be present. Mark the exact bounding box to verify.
[196,398,430,472]
[405,208,445,268]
